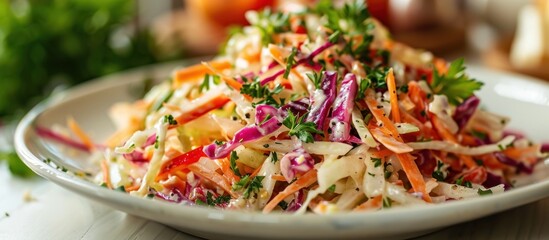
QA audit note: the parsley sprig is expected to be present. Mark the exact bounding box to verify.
[230,151,241,177]
[282,111,323,143]
[199,74,221,93]
[240,79,284,107]
[163,114,178,125]
[283,47,298,79]
[316,0,372,35]
[250,9,291,45]
[232,175,265,199]
[430,58,483,105]
[477,189,493,196]
[306,71,323,90]
[316,0,375,62]
[197,192,231,206]
[432,160,446,182]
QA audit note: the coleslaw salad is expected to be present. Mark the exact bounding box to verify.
[37,1,548,214]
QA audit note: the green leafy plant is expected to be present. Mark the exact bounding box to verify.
[0,0,181,118]
[0,0,184,177]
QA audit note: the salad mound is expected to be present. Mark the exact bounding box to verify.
[59,1,546,213]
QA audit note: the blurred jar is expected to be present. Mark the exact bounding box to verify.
[382,0,467,53]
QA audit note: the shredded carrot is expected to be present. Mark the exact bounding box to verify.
[249,165,263,179]
[407,81,428,121]
[173,93,230,127]
[187,164,237,198]
[101,159,112,189]
[268,44,302,80]
[365,94,430,202]
[263,169,318,213]
[400,109,438,140]
[431,115,458,142]
[365,92,401,140]
[397,153,431,202]
[459,133,478,146]
[238,47,261,63]
[434,58,448,75]
[202,62,243,91]
[479,154,507,170]
[159,174,187,193]
[371,148,395,158]
[369,128,413,153]
[386,68,401,122]
[353,195,382,211]
[503,145,540,164]
[383,39,394,51]
[432,115,477,169]
[172,60,231,88]
[271,175,287,181]
[217,158,241,184]
[125,184,140,192]
[67,117,95,151]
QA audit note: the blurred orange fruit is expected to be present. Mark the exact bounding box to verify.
[188,0,276,27]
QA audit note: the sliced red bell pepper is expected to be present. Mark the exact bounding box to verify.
[156,146,206,180]
[173,93,230,127]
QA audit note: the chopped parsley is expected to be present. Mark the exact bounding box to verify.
[315,0,372,36]
[282,111,323,143]
[328,184,336,193]
[278,201,289,210]
[399,85,409,94]
[371,157,382,167]
[328,30,341,44]
[366,66,390,90]
[204,192,231,206]
[4,212,9,217]
[240,79,284,107]
[232,175,265,199]
[477,189,493,196]
[199,74,221,93]
[432,160,446,181]
[356,77,371,100]
[115,186,126,192]
[384,162,393,179]
[430,58,484,105]
[455,176,472,188]
[270,152,279,163]
[283,47,298,79]
[382,197,392,208]
[163,114,178,125]
[498,144,506,151]
[306,71,323,90]
[259,114,272,125]
[376,49,390,65]
[250,8,291,45]
[470,130,487,140]
[154,136,159,149]
[230,151,241,177]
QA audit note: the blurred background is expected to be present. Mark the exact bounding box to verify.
[0,0,546,176]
